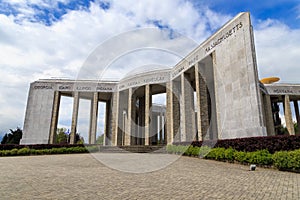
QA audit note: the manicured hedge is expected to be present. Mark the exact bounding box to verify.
[173,135,300,153]
[0,144,86,151]
[273,149,300,171]
[0,146,99,157]
[167,145,300,172]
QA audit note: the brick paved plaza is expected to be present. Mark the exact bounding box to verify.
[0,153,299,199]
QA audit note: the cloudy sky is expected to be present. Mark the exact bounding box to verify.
[0,0,300,139]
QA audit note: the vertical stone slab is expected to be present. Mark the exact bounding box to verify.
[112,92,119,146]
[89,92,98,144]
[180,74,186,142]
[294,100,300,135]
[284,95,295,135]
[181,73,196,142]
[195,63,202,141]
[138,96,145,145]
[130,91,137,145]
[166,81,173,144]
[49,91,60,144]
[70,91,79,144]
[151,112,157,144]
[145,84,152,145]
[104,99,111,146]
[21,82,55,144]
[125,88,132,145]
[199,67,209,140]
[159,112,163,144]
[172,80,181,142]
[263,94,275,136]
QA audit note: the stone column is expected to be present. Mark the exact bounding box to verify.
[294,100,300,135]
[197,65,209,140]
[130,92,137,145]
[89,92,98,144]
[172,80,181,142]
[263,95,275,136]
[180,74,186,142]
[145,84,152,145]
[138,96,145,145]
[49,91,60,144]
[125,88,132,145]
[159,111,163,144]
[166,81,173,144]
[195,63,202,141]
[284,95,295,135]
[103,99,111,146]
[70,92,79,144]
[112,91,119,146]
[180,73,196,142]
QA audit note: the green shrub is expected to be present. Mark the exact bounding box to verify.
[247,150,273,165]
[17,148,30,156]
[233,151,247,163]
[191,146,201,156]
[166,145,175,154]
[10,148,18,156]
[287,150,300,170]
[224,148,235,162]
[205,148,226,161]
[273,149,300,171]
[273,151,290,170]
[184,146,193,156]
[198,146,211,158]
[30,149,37,155]
[86,145,99,152]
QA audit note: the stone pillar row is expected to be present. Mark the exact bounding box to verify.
[284,95,295,135]
[49,62,211,146]
[49,91,113,145]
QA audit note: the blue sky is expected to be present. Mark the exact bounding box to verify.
[0,0,300,138]
[194,0,300,28]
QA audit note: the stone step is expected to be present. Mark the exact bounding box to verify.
[98,145,167,153]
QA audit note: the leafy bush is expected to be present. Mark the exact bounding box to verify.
[173,135,300,153]
[206,148,226,161]
[167,145,292,170]
[17,148,30,156]
[198,146,211,158]
[86,145,99,152]
[0,143,85,151]
[273,149,300,171]
[233,151,247,163]
[224,148,235,162]
[247,150,273,165]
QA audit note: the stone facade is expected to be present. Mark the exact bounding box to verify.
[21,12,282,145]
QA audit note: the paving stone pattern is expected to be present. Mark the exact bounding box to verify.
[0,153,299,199]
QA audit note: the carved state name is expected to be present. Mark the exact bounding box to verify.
[205,22,243,53]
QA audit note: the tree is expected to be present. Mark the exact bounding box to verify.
[96,134,104,145]
[278,122,299,135]
[1,128,23,144]
[66,132,84,144]
[295,122,299,134]
[56,128,68,144]
[76,133,84,144]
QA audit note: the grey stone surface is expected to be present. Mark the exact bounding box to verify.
[22,12,270,144]
[0,153,299,199]
[21,82,55,144]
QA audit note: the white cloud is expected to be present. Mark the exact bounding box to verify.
[0,0,260,135]
[254,19,300,83]
[296,4,300,19]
